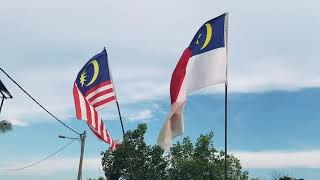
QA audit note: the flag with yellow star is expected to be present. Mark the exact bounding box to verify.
[73,48,118,150]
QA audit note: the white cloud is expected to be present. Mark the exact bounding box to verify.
[112,65,170,103]
[0,63,165,126]
[5,119,29,127]
[232,150,320,169]
[1,0,320,126]
[0,157,101,176]
[2,150,320,176]
[0,68,76,126]
[128,109,153,122]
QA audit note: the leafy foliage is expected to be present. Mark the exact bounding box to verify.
[87,177,104,180]
[101,124,168,179]
[101,124,248,179]
[270,171,301,180]
[279,177,294,180]
[0,120,13,134]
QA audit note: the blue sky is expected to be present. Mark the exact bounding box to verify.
[1,0,320,179]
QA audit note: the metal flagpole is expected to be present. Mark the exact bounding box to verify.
[224,12,229,180]
[116,101,125,136]
[104,47,125,137]
[224,81,228,180]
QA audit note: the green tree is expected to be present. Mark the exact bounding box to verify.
[0,120,12,134]
[170,133,248,180]
[270,171,301,180]
[101,124,248,179]
[279,176,303,180]
[88,177,104,180]
[279,177,293,180]
[102,124,168,179]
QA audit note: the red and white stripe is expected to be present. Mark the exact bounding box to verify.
[84,80,116,111]
[73,83,118,151]
[158,46,227,150]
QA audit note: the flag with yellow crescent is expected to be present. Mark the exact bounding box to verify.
[73,49,118,150]
[158,13,228,150]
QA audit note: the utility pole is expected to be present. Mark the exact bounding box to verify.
[58,132,86,180]
[77,131,86,180]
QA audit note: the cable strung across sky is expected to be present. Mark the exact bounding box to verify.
[0,139,77,171]
[0,67,80,135]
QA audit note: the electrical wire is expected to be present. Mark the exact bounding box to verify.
[0,67,80,135]
[0,138,77,171]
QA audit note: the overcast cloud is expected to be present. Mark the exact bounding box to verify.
[1,0,319,126]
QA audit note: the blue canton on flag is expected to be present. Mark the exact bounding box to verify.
[189,13,226,57]
[75,49,116,110]
[73,48,118,151]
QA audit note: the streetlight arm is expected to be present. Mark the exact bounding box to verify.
[58,131,86,180]
[58,135,79,140]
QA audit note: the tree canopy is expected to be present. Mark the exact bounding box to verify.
[0,120,13,134]
[101,124,248,179]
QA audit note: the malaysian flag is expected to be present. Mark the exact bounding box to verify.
[73,49,118,150]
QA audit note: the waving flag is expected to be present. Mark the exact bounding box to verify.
[73,49,118,150]
[158,14,228,149]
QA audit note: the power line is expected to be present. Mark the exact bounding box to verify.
[0,139,77,171]
[0,67,80,135]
